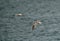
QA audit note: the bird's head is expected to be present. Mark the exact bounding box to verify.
[36,20,42,24]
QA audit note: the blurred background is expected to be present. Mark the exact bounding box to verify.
[0,0,60,41]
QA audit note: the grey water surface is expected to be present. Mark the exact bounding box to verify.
[0,0,60,41]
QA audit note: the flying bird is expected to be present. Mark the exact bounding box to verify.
[32,20,42,30]
[16,13,24,16]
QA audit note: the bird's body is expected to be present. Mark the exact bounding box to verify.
[32,20,41,30]
[16,14,23,16]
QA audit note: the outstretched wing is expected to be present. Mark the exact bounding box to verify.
[32,25,35,30]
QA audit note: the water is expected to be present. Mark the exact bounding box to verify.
[0,0,60,41]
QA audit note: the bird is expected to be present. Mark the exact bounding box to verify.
[32,20,42,30]
[16,13,24,16]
